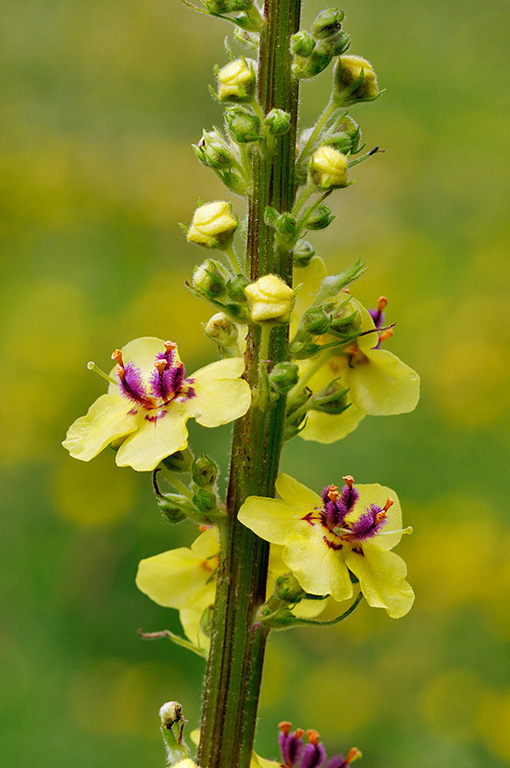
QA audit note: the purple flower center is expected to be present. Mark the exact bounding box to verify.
[302,477,389,548]
[114,342,196,412]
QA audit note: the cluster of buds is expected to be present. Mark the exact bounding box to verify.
[156,451,224,524]
[278,722,362,768]
[292,9,350,79]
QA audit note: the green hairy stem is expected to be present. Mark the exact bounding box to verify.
[197,1,301,766]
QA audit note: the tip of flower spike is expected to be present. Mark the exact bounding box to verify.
[377,296,388,311]
[342,475,355,488]
[306,730,320,745]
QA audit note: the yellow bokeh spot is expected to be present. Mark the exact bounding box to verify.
[477,688,510,761]
[53,451,137,526]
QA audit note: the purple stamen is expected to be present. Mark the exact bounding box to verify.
[279,729,305,767]
[348,504,387,541]
[368,307,385,328]
[325,756,347,768]
[300,741,327,768]
[337,482,359,517]
[118,363,153,406]
[150,360,187,402]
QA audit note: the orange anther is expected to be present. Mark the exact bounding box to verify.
[379,328,394,343]
[342,475,354,488]
[154,359,167,373]
[115,363,125,380]
[383,497,395,513]
[164,341,177,352]
[306,730,320,745]
[346,747,362,763]
[377,296,388,311]
[111,349,124,366]
[375,510,387,524]
[293,728,304,739]
[278,722,292,735]
[327,484,339,502]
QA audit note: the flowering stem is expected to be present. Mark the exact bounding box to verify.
[197,2,301,767]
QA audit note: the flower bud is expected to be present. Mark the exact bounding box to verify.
[264,108,291,136]
[192,259,231,298]
[293,239,315,267]
[305,204,335,230]
[333,55,379,104]
[187,201,238,249]
[204,311,240,354]
[310,145,348,189]
[199,605,214,638]
[217,58,256,103]
[268,362,299,394]
[193,128,235,169]
[291,29,316,57]
[293,39,333,79]
[275,571,306,603]
[300,305,331,335]
[312,383,349,414]
[193,488,218,514]
[225,105,261,143]
[310,8,344,39]
[192,455,218,487]
[156,493,193,524]
[327,297,362,336]
[245,274,296,323]
[332,115,362,152]
[226,273,250,302]
[203,0,253,11]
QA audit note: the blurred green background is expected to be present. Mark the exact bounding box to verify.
[1,0,509,766]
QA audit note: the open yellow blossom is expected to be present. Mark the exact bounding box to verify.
[238,473,415,618]
[63,337,250,472]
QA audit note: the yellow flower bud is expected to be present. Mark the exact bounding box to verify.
[336,55,379,100]
[187,201,238,248]
[217,58,256,103]
[311,146,348,189]
[245,274,295,323]
[172,761,197,768]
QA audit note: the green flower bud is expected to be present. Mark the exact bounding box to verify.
[326,296,362,336]
[324,131,353,154]
[332,115,362,151]
[204,311,240,356]
[264,108,291,136]
[313,259,366,303]
[193,488,218,514]
[300,305,331,334]
[187,201,238,249]
[289,340,322,359]
[192,259,231,297]
[333,55,379,105]
[310,145,348,189]
[329,30,350,56]
[274,571,306,603]
[161,451,192,473]
[310,8,344,40]
[268,362,299,394]
[291,29,316,57]
[311,383,349,414]
[216,58,256,103]
[193,128,235,169]
[293,39,333,79]
[192,455,218,487]
[203,0,253,13]
[152,470,194,523]
[305,203,335,230]
[293,239,316,267]
[226,274,251,302]
[225,106,261,143]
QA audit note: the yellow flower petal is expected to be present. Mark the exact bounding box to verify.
[62,393,139,461]
[347,348,420,415]
[299,401,366,443]
[179,605,210,652]
[115,405,189,471]
[283,540,353,603]
[107,336,171,394]
[345,548,414,618]
[353,483,403,551]
[185,357,251,427]
[238,496,299,544]
[275,472,322,511]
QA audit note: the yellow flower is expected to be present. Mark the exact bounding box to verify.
[292,257,420,443]
[245,274,296,323]
[63,337,250,472]
[137,527,328,650]
[186,201,238,248]
[310,146,348,189]
[238,473,414,618]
